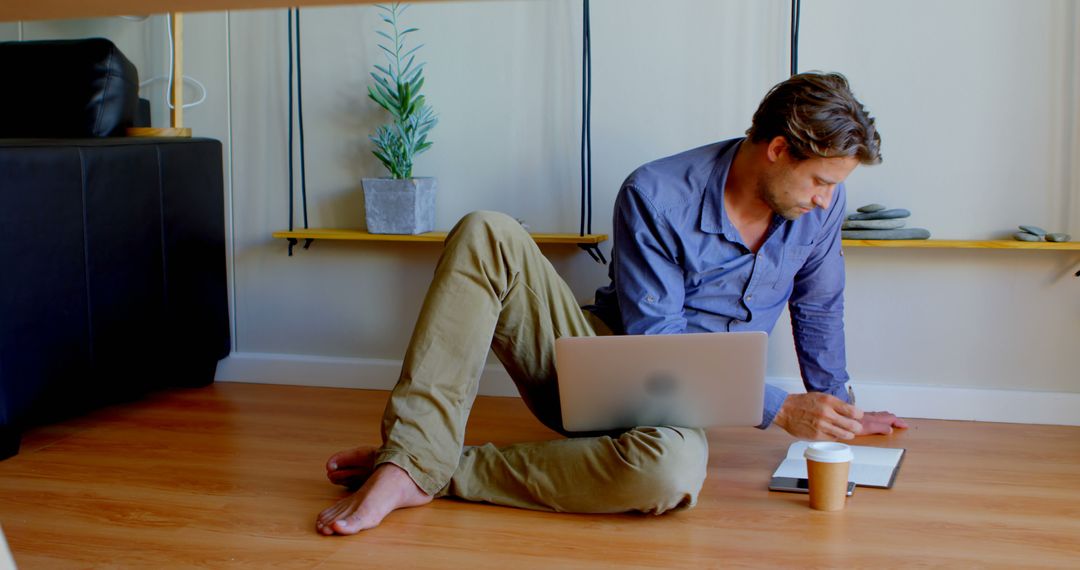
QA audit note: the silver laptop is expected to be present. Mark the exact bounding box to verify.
[556,331,767,432]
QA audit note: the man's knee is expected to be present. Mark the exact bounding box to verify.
[448,210,528,245]
[617,427,709,514]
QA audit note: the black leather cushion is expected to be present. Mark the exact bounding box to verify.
[0,144,92,425]
[0,138,229,435]
[0,39,139,138]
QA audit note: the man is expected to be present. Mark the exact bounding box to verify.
[316,72,907,536]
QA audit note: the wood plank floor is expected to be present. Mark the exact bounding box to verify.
[1,383,1078,568]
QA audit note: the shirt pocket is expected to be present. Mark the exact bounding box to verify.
[772,244,815,291]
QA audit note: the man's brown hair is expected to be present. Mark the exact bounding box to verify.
[746,72,882,165]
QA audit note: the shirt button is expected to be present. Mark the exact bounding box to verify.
[746,294,754,300]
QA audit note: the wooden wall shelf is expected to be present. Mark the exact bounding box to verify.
[273,228,607,245]
[273,228,609,258]
[841,239,1079,251]
[275,233,1074,250]
[275,233,1077,251]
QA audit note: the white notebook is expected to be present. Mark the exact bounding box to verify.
[772,441,906,488]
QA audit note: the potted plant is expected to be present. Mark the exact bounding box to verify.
[362,2,439,235]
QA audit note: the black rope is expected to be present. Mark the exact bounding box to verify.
[580,0,594,237]
[579,0,588,237]
[577,0,603,263]
[790,0,801,76]
[287,9,294,236]
[286,8,309,255]
[585,0,592,235]
[296,8,309,230]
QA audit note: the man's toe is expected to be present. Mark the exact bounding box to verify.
[326,449,358,471]
[326,453,345,471]
[332,514,366,535]
[328,448,371,469]
[328,468,369,486]
[318,503,348,526]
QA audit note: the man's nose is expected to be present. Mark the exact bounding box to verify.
[813,186,836,209]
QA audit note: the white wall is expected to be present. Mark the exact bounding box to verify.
[223,0,793,360]
[780,0,1080,402]
[11,0,1080,424]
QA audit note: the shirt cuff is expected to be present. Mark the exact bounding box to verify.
[756,383,789,429]
[824,381,853,404]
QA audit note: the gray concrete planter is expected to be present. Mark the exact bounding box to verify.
[361,177,437,235]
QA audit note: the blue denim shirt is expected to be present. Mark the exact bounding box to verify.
[588,138,852,428]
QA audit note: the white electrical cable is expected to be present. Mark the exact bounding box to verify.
[119,14,208,109]
[161,14,206,109]
[139,76,208,108]
[167,14,175,109]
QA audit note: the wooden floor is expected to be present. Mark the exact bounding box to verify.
[1,383,1079,568]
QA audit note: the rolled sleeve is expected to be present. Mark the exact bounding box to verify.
[788,184,850,401]
[756,383,790,429]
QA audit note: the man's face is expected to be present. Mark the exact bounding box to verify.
[758,142,859,221]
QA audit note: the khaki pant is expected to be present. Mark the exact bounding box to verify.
[374,211,708,514]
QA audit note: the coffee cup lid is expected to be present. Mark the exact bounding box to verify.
[803,442,854,463]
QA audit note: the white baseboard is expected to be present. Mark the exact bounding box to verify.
[215,352,1080,426]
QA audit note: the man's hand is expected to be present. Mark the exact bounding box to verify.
[774,392,864,440]
[858,411,909,435]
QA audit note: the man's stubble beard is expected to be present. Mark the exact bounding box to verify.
[757,177,804,221]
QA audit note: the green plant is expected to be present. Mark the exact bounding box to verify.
[367,2,437,179]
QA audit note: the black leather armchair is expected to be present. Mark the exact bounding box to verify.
[0,39,230,458]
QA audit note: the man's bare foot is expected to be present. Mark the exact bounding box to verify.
[316,463,432,535]
[325,447,378,488]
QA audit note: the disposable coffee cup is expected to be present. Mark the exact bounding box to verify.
[803,442,854,511]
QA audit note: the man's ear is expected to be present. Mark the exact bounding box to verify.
[765,136,789,163]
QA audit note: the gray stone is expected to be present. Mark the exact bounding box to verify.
[856,203,887,213]
[1013,232,1041,242]
[842,228,931,240]
[842,219,906,230]
[362,177,437,234]
[1045,232,1072,242]
[1018,225,1046,236]
[847,208,911,221]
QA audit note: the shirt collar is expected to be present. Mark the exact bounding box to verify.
[700,137,744,237]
